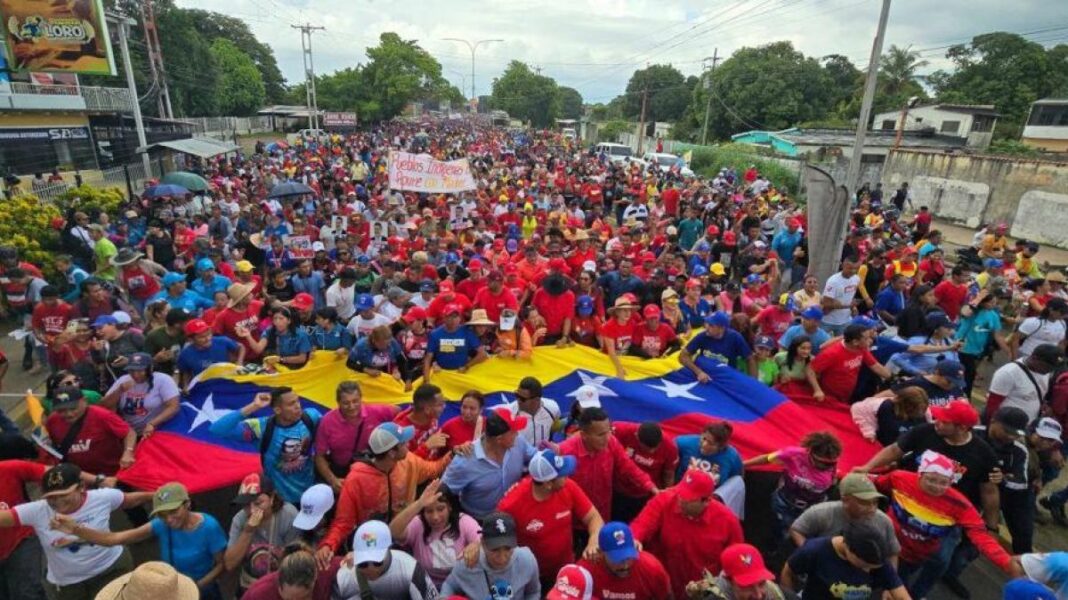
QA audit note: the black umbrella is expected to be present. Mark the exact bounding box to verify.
[267,181,314,199]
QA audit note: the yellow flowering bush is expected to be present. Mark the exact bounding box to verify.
[0,195,63,279]
[54,185,126,217]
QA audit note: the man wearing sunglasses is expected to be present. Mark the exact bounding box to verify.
[333,520,437,599]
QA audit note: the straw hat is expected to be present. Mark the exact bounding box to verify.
[607,297,637,313]
[95,562,199,600]
[467,309,495,326]
[109,247,143,267]
[226,283,255,308]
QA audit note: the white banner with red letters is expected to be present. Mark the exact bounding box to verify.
[387,151,476,193]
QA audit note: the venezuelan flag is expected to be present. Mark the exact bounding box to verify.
[118,347,880,493]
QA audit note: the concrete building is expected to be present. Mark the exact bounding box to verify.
[872,103,999,150]
[1022,98,1068,153]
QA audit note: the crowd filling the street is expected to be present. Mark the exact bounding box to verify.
[2,120,1068,600]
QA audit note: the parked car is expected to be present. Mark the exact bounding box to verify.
[642,151,695,177]
[594,142,634,165]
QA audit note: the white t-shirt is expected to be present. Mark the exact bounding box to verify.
[822,273,860,326]
[347,313,394,339]
[989,361,1051,423]
[1018,317,1067,358]
[106,372,181,433]
[334,549,438,600]
[506,399,561,446]
[326,282,356,320]
[15,489,125,585]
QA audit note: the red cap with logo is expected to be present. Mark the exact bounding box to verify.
[291,293,315,311]
[546,564,594,600]
[676,468,716,501]
[930,400,979,428]
[721,543,775,587]
[642,304,661,319]
[403,306,428,323]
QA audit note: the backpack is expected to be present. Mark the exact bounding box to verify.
[258,413,318,466]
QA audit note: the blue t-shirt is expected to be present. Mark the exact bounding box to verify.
[778,324,831,355]
[150,513,228,581]
[957,308,1001,356]
[428,325,481,370]
[311,324,353,351]
[685,329,751,368]
[679,299,712,328]
[265,328,313,358]
[152,290,213,314]
[177,336,240,376]
[675,435,743,484]
[210,408,322,504]
[787,537,902,600]
[873,287,906,319]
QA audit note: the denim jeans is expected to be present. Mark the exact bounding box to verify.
[771,489,807,540]
[899,526,957,599]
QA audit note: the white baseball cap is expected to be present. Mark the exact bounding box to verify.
[111,311,132,325]
[293,484,334,531]
[573,385,600,409]
[1035,418,1063,443]
[353,520,391,564]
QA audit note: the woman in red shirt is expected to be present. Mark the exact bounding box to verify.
[601,298,637,378]
[439,391,484,452]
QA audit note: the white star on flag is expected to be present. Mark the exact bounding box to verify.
[183,394,233,432]
[568,371,619,400]
[646,378,705,401]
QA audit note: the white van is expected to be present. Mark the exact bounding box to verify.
[594,142,633,165]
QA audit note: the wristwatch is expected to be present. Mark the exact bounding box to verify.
[94,474,106,488]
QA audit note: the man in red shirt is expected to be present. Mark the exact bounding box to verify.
[811,322,891,404]
[558,407,658,521]
[578,522,672,600]
[498,449,604,584]
[456,259,488,299]
[661,182,681,218]
[472,271,518,323]
[393,383,448,459]
[630,468,745,600]
[44,386,136,477]
[631,305,679,358]
[213,283,264,361]
[425,279,473,324]
[613,422,678,489]
[31,286,73,370]
[934,265,971,321]
[531,259,576,345]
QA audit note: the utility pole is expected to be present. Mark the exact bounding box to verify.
[110,12,152,179]
[443,38,504,101]
[139,0,173,119]
[845,0,892,195]
[637,87,648,155]
[700,48,720,146]
[293,23,325,130]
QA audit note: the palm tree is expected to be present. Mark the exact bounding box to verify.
[880,45,930,97]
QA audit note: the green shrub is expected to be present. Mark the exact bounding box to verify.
[54,185,126,217]
[685,143,799,193]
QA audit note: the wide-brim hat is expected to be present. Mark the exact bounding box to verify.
[467,309,495,326]
[607,297,637,313]
[226,283,255,308]
[95,562,199,600]
[109,247,143,266]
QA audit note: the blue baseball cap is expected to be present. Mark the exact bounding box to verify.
[755,335,776,349]
[528,450,577,482]
[1003,579,1056,600]
[125,352,152,371]
[801,306,824,321]
[850,315,880,330]
[926,312,952,331]
[420,279,436,293]
[691,264,708,277]
[162,272,185,287]
[356,294,375,311]
[983,258,1004,270]
[934,359,965,389]
[705,311,730,328]
[196,258,215,273]
[577,295,594,316]
[92,314,118,328]
[599,522,639,564]
[745,273,764,284]
[356,254,371,265]
[368,422,414,454]
[445,252,461,265]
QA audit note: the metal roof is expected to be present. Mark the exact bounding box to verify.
[777,128,966,149]
[143,137,239,158]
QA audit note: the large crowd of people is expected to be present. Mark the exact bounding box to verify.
[0,119,1067,600]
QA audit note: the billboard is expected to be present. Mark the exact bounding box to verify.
[2,0,116,75]
[322,112,357,127]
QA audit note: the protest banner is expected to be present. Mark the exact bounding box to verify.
[387,150,476,194]
[284,234,313,259]
[1,0,116,75]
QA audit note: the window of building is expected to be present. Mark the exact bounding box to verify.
[971,116,995,133]
[1028,105,1068,127]
[881,120,896,130]
[940,120,961,134]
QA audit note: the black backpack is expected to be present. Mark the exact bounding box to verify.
[258,413,318,466]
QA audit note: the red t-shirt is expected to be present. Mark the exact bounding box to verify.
[601,319,635,353]
[934,280,969,321]
[456,277,488,301]
[661,188,681,216]
[32,301,73,337]
[472,287,519,323]
[212,301,264,359]
[119,265,161,300]
[753,306,794,340]
[45,406,130,476]
[631,322,678,357]
[531,288,576,336]
[497,477,595,579]
[811,341,878,403]
[0,460,46,560]
[438,416,477,451]
[613,421,679,485]
[579,551,673,600]
[393,408,443,459]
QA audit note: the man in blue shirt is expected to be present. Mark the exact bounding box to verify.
[779,306,831,353]
[873,275,908,326]
[211,386,322,504]
[424,303,487,378]
[680,312,755,378]
[442,408,536,517]
[176,318,243,389]
[291,259,326,309]
[597,258,645,306]
[772,218,803,272]
[153,272,214,315]
[190,258,232,302]
[782,526,908,600]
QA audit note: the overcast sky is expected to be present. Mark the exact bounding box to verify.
[178,0,1068,104]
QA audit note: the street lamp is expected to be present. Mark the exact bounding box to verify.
[442,38,503,101]
[449,70,467,96]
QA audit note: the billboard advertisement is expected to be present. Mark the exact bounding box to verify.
[2,0,116,75]
[322,111,357,127]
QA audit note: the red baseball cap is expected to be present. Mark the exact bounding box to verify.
[706,224,720,237]
[642,304,661,319]
[676,468,715,501]
[930,400,979,428]
[442,303,463,317]
[686,277,703,289]
[439,279,455,293]
[721,543,775,587]
[291,293,315,311]
[547,564,594,600]
[183,319,210,336]
[403,307,427,323]
[641,251,656,263]
[723,231,737,245]
[421,264,438,278]
[469,259,483,270]
[486,407,529,435]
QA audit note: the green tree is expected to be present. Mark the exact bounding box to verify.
[822,54,862,112]
[930,32,1060,136]
[880,45,929,97]
[623,64,691,122]
[490,61,560,127]
[678,42,835,141]
[358,33,449,121]
[184,9,287,103]
[155,7,220,116]
[209,39,266,116]
[558,86,584,120]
